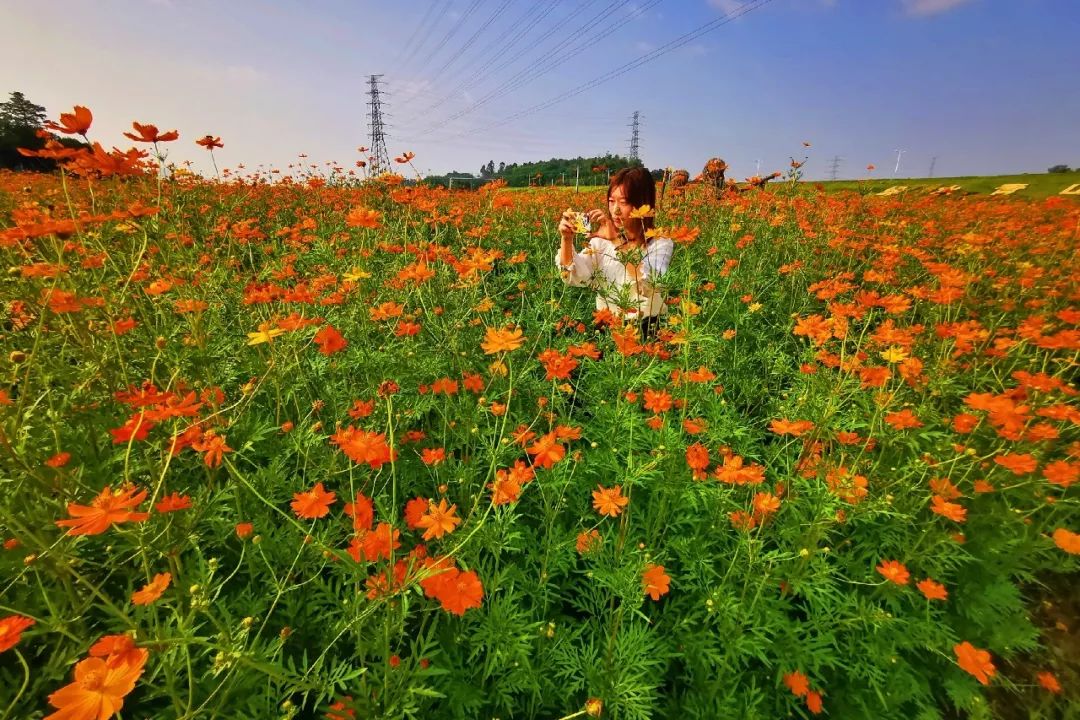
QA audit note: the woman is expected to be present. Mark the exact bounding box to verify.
[555,167,675,340]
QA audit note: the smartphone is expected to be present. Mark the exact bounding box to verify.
[572,212,592,235]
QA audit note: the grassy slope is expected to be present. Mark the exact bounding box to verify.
[807,171,1080,199]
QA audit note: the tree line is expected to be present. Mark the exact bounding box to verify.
[425,153,647,189]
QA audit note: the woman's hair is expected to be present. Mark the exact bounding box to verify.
[608,167,656,232]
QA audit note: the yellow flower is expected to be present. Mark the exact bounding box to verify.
[880,346,908,364]
[343,268,371,282]
[629,204,654,219]
[488,359,508,377]
[747,302,763,313]
[247,322,285,346]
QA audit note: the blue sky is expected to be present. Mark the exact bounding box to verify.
[2,0,1077,180]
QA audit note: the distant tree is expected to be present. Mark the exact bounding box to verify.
[497,161,505,174]
[0,91,47,129]
[1048,164,1071,173]
[0,90,61,171]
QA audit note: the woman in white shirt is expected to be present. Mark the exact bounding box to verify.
[555,167,675,340]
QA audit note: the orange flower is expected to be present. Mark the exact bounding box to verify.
[481,325,525,354]
[235,522,253,539]
[330,427,396,469]
[752,492,781,517]
[685,443,710,473]
[191,430,232,468]
[489,470,522,505]
[642,563,670,600]
[526,432,565,469]
[421,447,446,466]
[993,453,1038,476]
[345,207,381,229]
[55,485,150,536]
[643,388,673,413]
[884,408,922,430]
[88,633,146,668]
[343,492,374,532]
[805,690,823,714]
[930,495,967,523]
[153,492,191,514]
[131,572,171,606]
[404,497,429,529]
[592,485,629,517]
[576,529,601,554]
[916,578,948,601]
[394,151,416,163]
[417,498,461,540]
[537,348,578,380]
[1036,671,1062,694]
[1053,528,1080,554]
[313,325,348,356]
[195,135,223,150]
[291,482,337,519]
[783,670,810,697]
[876,559,910,585]
[421,565,483,615]
[0,614,35,653]
[44,652,146,720]
[610,324,643,356]
[46,452,72,468]
[123,122,179,143]
[357,522,401,562]
[769,418,815,436]
[45,105,93,135]
[954,641,996,685]
[682,417,707,435]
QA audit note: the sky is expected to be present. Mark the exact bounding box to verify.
[2,0,1078,181]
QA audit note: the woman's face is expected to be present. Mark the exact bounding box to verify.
[607,184,634,231]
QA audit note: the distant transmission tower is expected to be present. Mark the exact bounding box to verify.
[366,75,391,177]
[928,155,938,178]
[628,111,640,162]
[828,155,843,181]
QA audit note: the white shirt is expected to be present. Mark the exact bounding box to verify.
[555,236,675,318]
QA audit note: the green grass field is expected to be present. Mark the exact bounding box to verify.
[808,171,1080,199]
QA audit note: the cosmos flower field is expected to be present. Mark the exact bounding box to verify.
[0,113,1078,718]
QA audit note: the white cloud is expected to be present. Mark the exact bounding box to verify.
[707,0,744,15]
[900,0,975,16]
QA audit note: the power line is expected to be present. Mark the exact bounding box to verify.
[395,1,439,70]
[410,0,515,101]
[423,0,773,144]
[400,0,633,132]
[409,0,656,137]
[396,0,531,113]
[398,1,455,75]
[408,0,485,83]
[396,0,564,119]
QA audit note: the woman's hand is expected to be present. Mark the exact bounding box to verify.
[587,209,617,241]
[557,208,576,243]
